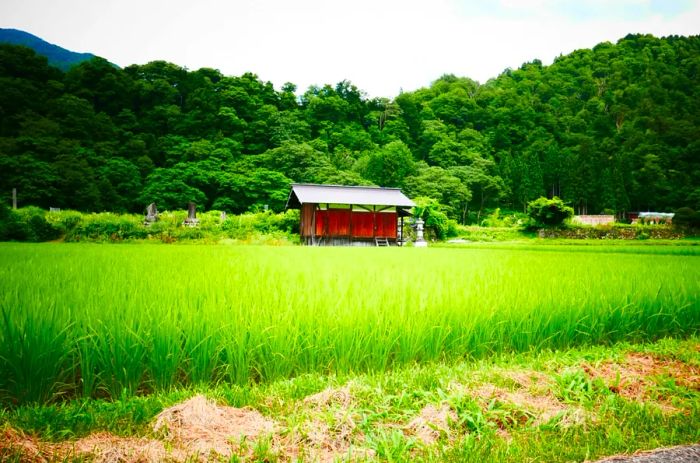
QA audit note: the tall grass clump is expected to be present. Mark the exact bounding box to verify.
[0,304,72,404]
[0,243,698,405]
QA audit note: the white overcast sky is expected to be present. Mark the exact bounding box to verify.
[1,0,699,98]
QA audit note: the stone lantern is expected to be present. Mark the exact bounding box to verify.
[414,218,427,247]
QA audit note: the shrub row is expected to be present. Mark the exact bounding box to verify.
[0,205,300,243]
[1,204,694,244]
[455,226,534,242]
[0,206,62,242]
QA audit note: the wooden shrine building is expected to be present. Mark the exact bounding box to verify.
[286,184,415,246]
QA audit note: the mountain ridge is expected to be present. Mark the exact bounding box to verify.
[0,28,103,71]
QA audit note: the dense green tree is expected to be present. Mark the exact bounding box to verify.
[259,142,332,183]
[403,164,471,221]
[527,196,574,227]
[97,157,142,212]
[139,168,206,211]
[0,151,58,207]
[64,57,132,116]
[361,140,416,187]
[449,159,507,224]
[53,151,102,211]
[212,168,292,213]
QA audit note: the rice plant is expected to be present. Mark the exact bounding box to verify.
[0,243,698,405]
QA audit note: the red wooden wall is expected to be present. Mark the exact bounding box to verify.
[312,209,397,239]
[351,211,374,238]
[300,203,315,236]
[376,212,397,237]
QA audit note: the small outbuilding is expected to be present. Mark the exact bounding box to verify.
[286,183,415,246]
[572,215,615,226]
[634,212,674,224]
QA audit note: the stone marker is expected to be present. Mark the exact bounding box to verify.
[183,202,199,227]
[144,203,158,225]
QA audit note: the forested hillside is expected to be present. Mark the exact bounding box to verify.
[1,33,698,222]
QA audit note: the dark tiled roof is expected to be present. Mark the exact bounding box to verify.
[286,184,415,208]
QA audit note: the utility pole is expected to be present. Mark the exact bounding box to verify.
[12,188,17,209]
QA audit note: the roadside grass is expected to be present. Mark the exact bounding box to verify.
[1,337,698,462]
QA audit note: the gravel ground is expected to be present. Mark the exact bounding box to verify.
[594,445,700,462]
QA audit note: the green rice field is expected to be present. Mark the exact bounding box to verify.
[1,242,698,406]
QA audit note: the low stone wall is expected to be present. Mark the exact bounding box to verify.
[538,226,684,240]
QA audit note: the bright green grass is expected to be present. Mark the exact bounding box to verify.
[0,242,698,405]
[3,337,699,462]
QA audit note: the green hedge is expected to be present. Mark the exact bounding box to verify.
[0,206,62,242]
[2,206,691,244]
[455,226,534,242]
[1,207,300,243]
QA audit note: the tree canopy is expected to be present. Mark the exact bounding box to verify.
[1,34,699,221]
